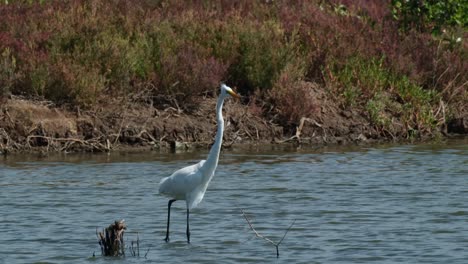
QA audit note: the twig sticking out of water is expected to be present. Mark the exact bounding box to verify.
[240,209,296,258]
[129,232,140,257]
[144,248,151,259]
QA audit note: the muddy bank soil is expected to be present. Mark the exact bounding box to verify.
[0,88,466,155]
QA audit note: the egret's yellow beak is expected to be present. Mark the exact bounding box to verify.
[227,89,241,99]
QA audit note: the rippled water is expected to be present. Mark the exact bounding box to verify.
[1,139,467,264]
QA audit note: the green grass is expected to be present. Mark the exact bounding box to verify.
[327,55,441,136]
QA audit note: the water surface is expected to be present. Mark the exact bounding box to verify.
[1,139,467,263]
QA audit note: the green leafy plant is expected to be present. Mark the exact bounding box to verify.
[391,0,468,34]
[326,56,390,106]
[0,48,17,97]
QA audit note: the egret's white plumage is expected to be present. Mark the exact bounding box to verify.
[159,84,240,243]
[159,160,207,210]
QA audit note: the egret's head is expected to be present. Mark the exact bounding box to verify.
[220,83,240,99]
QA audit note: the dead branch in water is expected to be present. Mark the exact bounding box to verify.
[96,220,143,258]
[97,220,127,256]
[129,232,140,257]
[240,208,296,258]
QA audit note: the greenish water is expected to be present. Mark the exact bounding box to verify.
[1,139,467,263]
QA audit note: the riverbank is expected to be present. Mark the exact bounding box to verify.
[1,86,466,155]
[0,1,466,154]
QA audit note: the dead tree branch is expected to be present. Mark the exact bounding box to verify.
[276,117,323,144]
[26,135,110,152]
[240,208,296,258]
[0,128,20,154]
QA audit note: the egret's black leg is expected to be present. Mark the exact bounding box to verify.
[164,199,177,242]
[186,208,190,243]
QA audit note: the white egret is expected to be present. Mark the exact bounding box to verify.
[159,83,240,243]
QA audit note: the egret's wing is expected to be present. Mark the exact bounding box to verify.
[186,181,211,210]
[158,160,206,199]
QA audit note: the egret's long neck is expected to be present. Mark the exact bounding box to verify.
[203,95,225,177]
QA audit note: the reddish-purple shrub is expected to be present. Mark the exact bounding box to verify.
[156,46,228,109]
[0,0,465,125]
[268,65,320,127]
